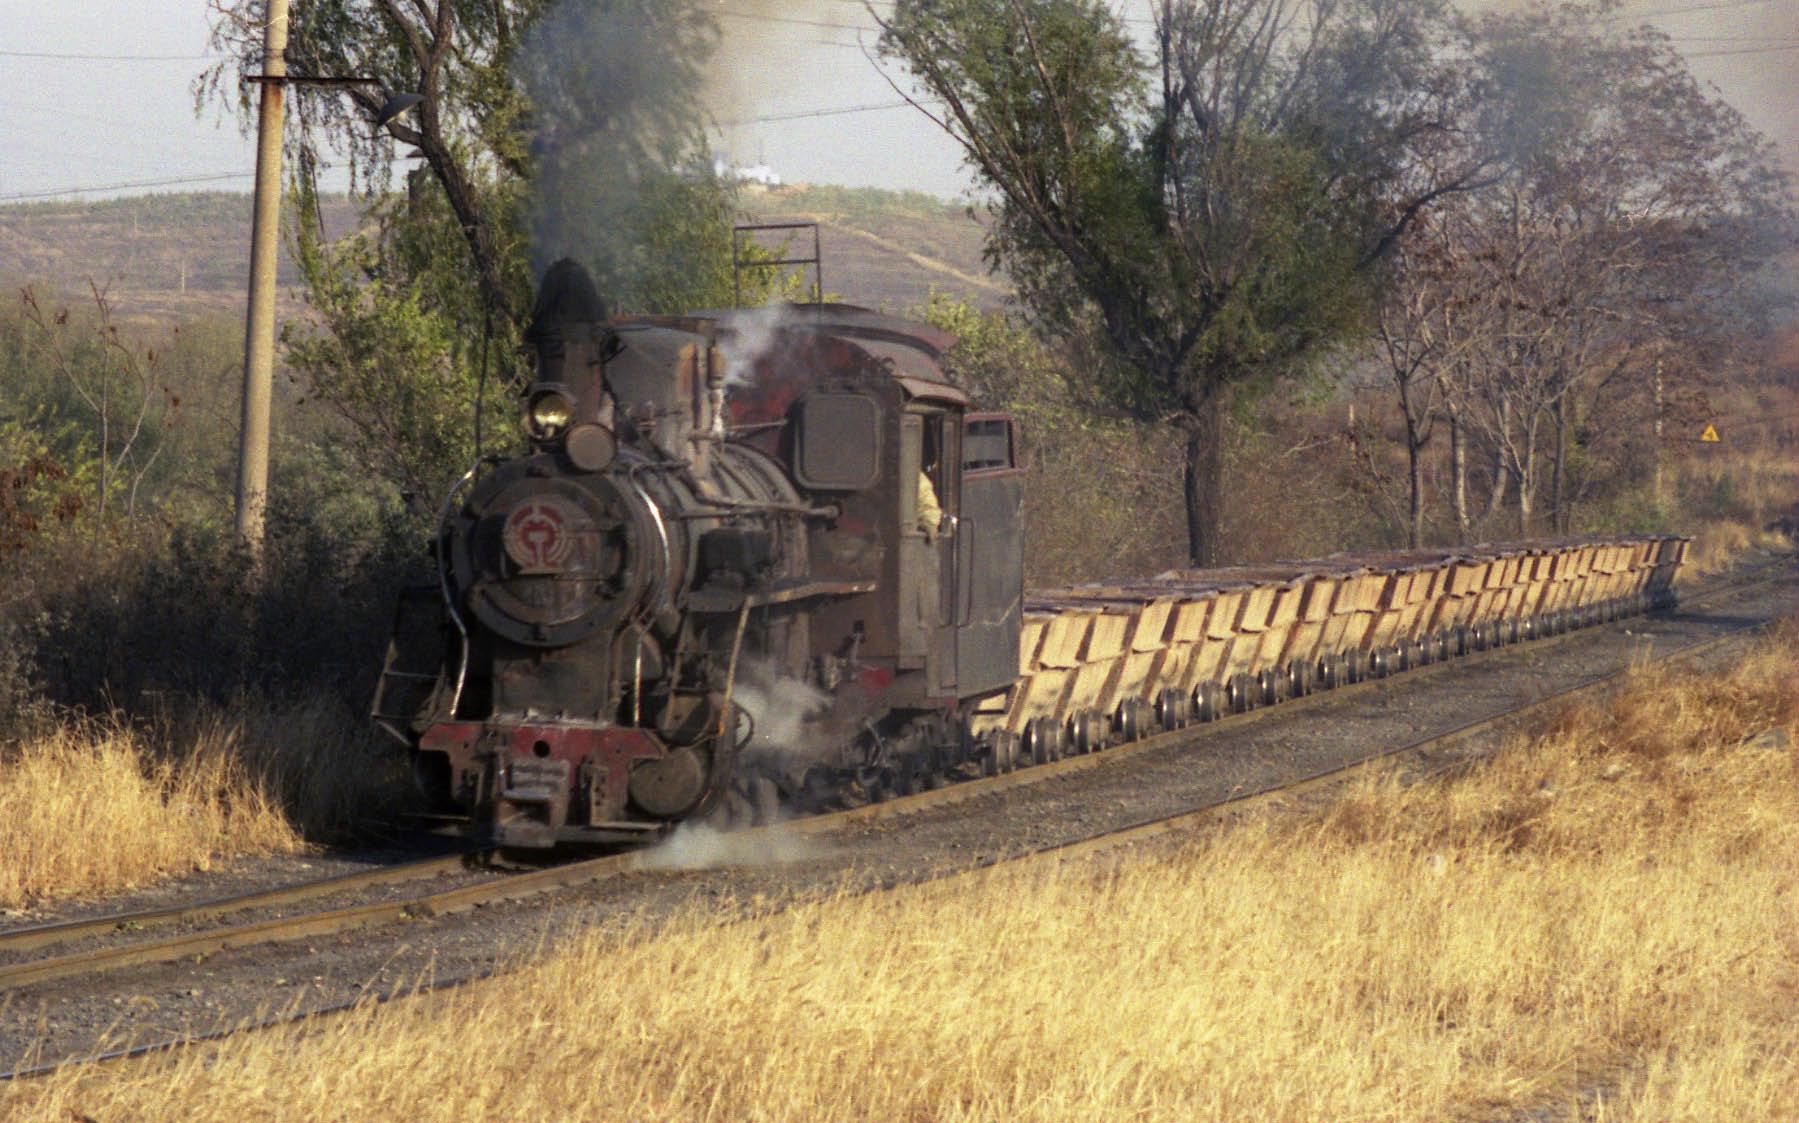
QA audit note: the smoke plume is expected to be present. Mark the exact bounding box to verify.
[731,659,837,779]
[515,0,719,291]
[640,821,822,871]
[717,302,808,384]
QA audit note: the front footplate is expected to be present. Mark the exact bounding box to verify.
[421,720,671,849]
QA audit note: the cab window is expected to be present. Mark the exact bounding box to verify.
[962,415,1016,473]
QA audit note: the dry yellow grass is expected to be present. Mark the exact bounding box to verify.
[1672,444,1798,578]
[1681,518,1793,579]
[0,694,406,909]
[0,716,301,909]
[1678,444,1799,523]
[6,628,1797,1121]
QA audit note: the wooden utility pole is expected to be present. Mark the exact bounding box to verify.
[1652,354,1665,509]
[234,0,289,557]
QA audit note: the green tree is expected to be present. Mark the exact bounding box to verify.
[283,177,516,511]
[878,0,1489,564]
[6,286,179,527]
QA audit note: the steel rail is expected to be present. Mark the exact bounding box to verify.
[0,851,485,958]
[0,847,654,993]
[1,575,1788,1083]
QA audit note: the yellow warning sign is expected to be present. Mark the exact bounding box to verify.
[1700,424,1721,443]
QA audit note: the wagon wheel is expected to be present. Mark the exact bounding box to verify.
[1228,672,1257,713]
[1067,710,1094,754]
[1193,681,1222,722]
[1001,731,1021,773]
[1288,659,1315,698]
[1156,687,1189,730]
[1258,667,1285,706]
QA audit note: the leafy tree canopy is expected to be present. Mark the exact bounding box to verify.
[878,0,1486,564]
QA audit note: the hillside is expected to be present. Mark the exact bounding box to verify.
[0,193,366,327]
[0,185,1003,326]
[741,184,1004,312]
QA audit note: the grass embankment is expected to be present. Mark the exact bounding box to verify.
[1673,445,1798,578]
[1,696,405,910]
[1683,518,1793,578]
[8,627,1798,1121]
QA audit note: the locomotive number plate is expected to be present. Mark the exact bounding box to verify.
[507,757,570,794]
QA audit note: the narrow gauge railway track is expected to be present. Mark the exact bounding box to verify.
[0,848,639,993]
[3,565,1780,995]
[2,560,1790,1082]
[766,559,1794,842]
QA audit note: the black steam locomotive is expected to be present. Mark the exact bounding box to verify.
[374,262,1023,846]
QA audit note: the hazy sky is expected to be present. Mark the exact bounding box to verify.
[0,0,1794,205]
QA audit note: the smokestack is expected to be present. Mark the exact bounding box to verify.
[522,258,619,454]
[526,257,610,389]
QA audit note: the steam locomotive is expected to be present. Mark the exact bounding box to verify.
[373,261,1023,846]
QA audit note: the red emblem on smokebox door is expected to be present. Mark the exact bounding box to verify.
[503,499,577,573]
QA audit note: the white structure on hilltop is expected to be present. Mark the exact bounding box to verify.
[711,157,783,188]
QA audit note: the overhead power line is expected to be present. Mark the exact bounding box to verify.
[715,8,866,34]
[2,0,1788,203]
[0,49,221,61]
[2,1,1788,63]
[0,97,929,202]
[1686,42,1799,57]
[1627,0,1773,19]
[720,99,917,127]
[0,171,254,204]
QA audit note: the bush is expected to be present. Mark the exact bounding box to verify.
[13,497,425,714]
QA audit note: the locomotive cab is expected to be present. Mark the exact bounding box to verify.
[727,307,1023,716]
[895,399,1025,704]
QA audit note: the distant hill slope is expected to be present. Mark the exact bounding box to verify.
[0,185,1005,327]
[0,193,364,326]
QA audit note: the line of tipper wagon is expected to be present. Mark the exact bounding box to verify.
[968,535,1689,758]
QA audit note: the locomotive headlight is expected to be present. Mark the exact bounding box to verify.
[526,389,575,439]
